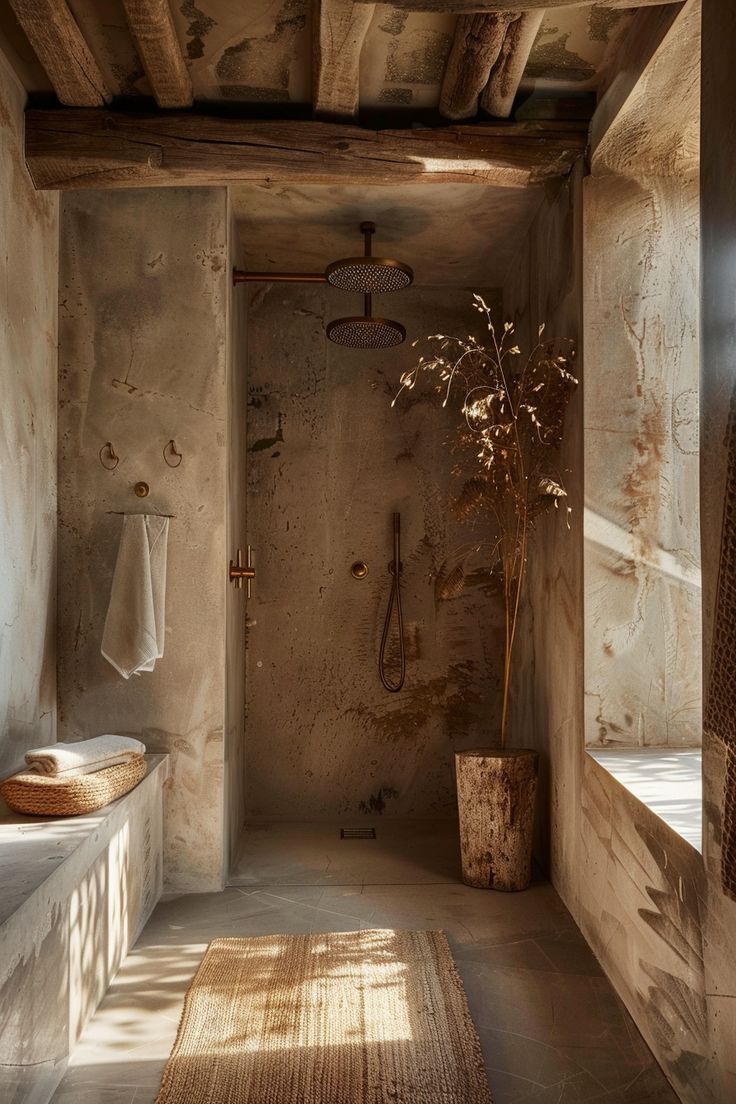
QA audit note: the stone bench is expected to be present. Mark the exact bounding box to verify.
[0,753,168,1104]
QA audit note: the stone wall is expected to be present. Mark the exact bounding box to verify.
[244,283,505,819]
[508,3,736,1099]
[0,46,58,780]
[57,188,230,893]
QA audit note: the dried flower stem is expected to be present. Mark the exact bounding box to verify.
[394,296,577,748]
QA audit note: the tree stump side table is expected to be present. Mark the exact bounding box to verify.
[455,747,539,891]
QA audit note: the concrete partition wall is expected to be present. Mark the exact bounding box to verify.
[58,188,232,893]
[508,3,736,1099]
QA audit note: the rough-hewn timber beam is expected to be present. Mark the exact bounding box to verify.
[481,11,544,118]
[24,110,587,190]
[439,13,514,120]
[121,0,193,109]
[313,0,375,118]
[8,0,111,106]
[353,0,678,11]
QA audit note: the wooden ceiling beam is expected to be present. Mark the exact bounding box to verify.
[121,0,193,109]
[352,0,679,11]
[24,110,587,191]
[8,0,111,107]
[313,0,375,118]
[481,11,544,118]
[439,13,514,121]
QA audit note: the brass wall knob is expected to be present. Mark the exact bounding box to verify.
[351,561,369,579]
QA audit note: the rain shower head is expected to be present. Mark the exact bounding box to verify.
[326,315,406,349]
[233,221,412,348]
[326,222,410,348]
[326,222,413,294]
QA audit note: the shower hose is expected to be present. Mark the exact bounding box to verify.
[379,512,406,693]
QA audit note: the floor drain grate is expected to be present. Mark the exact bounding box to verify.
[340,828,376,840]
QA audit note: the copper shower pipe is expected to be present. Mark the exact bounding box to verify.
[233,223,378,286]
[232,270,326,284]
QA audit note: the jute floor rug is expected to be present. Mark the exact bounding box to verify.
[155,928,492,1103]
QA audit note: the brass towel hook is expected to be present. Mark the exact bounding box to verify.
[163,439,182,468]
[99,442,119,471]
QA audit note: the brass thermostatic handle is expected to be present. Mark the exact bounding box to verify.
[229,546,256,596]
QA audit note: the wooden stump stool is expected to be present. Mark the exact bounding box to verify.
[455,747,538,891]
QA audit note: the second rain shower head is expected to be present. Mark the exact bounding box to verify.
[326,222,411,349]
[232,220,412,349]
[326,315,406,349]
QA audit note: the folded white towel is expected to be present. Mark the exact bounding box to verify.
[101,514,169,679]
[25,734,146,776]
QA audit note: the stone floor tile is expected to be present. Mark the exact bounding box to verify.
[51,822,677,1104]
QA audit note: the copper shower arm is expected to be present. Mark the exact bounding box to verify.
[233,269,327,285]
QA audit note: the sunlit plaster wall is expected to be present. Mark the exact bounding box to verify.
[0,45,58,781]
[583,75,701,751]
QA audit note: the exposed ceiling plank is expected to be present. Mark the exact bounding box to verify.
[313,0,375,118]
[24,110,587,191]
[439,13,514,121]
[121,0,193,109]
[352,0,679,11]
[8,0,111,107]
[481,11,544,118]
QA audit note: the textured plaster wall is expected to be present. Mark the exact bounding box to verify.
[226,207,247,862]
[583,62,701,751]
[0,46,58,780]
[244,283,504,819]
[507,4,736,1099]
[57,188,230,893]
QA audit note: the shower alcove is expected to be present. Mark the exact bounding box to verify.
[225,181,548,886]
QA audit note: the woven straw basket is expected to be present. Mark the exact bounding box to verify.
[0,755,147,817]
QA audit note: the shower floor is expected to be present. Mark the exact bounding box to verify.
[229,817,462,886]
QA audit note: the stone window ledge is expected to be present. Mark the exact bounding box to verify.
[586,747,702,852]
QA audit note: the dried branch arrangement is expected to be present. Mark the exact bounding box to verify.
[393,294,577,747]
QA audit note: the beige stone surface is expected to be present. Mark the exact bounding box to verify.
[57,188,230,893]
[0,42,58,781]
[0,755,167,1104]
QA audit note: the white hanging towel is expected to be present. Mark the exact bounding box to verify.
[102,514,169,678]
